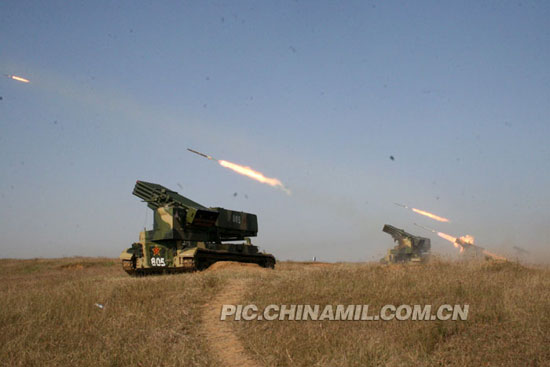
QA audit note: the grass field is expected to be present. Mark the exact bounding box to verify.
[1,258,549,366]
[0,258,225,366]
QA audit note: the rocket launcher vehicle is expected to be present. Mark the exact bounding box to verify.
[381,224,431,264]
[120,181,275,275]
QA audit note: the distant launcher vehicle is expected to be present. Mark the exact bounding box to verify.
[454,236,507,262]
[413,223,507,262]
[119,181,276,275]
[380,224,431,264]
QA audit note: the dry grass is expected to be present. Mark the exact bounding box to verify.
[237,260,550,366]
[1,258,549,366]
[0,258,224,366]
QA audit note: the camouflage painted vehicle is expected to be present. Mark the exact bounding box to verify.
[120,181,276,275]
[380,224,430,264]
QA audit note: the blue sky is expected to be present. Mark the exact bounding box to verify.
[1,1,549,261]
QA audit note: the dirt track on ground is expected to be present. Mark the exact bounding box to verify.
[201,265,262,367]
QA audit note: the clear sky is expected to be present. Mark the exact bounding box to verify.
[1,1,549,261]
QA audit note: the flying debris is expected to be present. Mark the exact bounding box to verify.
[4,74,30,83]
[187,148,291,195]
[394,203,450,223]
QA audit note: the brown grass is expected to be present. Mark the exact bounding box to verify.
[1,258,549,366]
[236,260,550,366]
[0,258,224,366]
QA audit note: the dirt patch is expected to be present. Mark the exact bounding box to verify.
[202,278,260,367]
[206,261,263,272]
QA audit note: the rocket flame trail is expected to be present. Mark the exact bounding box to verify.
[9,75,30,83]
[187,148,290,195]
[218,160,291,195]
[437,231,462,250]
[437,231,457,245]
[411,208,450,222]
[414,224,460,249]
[394,203,450,222]
[413,224,460,249]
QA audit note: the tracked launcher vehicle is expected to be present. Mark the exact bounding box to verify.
[120,181,276,275]
[381,224,431,264]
